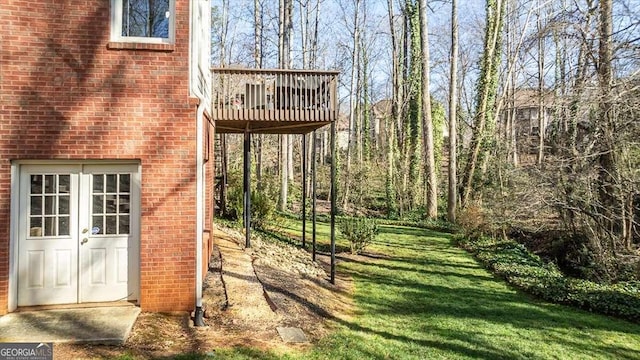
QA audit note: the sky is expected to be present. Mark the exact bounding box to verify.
[211,0,640,115]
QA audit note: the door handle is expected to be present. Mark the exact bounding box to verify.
[81,238,88,245]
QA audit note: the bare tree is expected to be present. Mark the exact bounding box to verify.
[254,0,264,190]
[341,0,361,210]
[385,0,400,218]
[418,0,437,218]
[596,0,619,249]
[278,0,293,211]
[447,0,459,222]
[536,0,545,165]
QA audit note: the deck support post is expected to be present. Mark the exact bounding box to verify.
[312,131,317,261]
[330,122,336,284]
[244,130,251,248]
[302,134,307,248]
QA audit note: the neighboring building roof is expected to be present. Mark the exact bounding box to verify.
[509,88,555,109]
[336,113,350,131]
[372,99,392,118]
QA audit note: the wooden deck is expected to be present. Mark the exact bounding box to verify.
[211,68,339,134]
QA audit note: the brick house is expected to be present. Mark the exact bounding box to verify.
[1,0,214,316]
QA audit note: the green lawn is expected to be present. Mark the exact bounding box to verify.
[217,221,640,359]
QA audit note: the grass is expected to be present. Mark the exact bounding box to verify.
[215,221,640,359]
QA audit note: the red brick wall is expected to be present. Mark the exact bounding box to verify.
[0,1,200,313]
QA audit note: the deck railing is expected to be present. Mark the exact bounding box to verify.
[211,68,339,124]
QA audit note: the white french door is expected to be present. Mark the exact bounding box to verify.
[17,164,140,306]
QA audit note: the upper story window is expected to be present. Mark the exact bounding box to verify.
[111,0,175,44]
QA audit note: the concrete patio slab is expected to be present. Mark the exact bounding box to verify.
[0,306,140,345]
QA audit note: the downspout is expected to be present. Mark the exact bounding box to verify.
[194,99,206,327]
[190,0,207,327]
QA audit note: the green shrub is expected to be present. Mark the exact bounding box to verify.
[458,235,640,322]
[339,217,379,255]
[224,169,243,221]
[224,170,279,230]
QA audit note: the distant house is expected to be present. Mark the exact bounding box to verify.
[511,89,553,137]
[1,0,214,315]
[502,89,554,160]
[336,114,351,150]
[335,100,391,151]
[371,99,392,150]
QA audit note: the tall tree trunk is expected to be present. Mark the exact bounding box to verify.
[536,1,545,166]
[447,0,459,222]
[300,0,309,67]
[505,0,517,166]
[254,0,263,68]
[408,1,422,209]
[278,0,292,211]
[280,135,288,211]
[386,0,400,218]
[396,4,411,216]
[362,45,371,162]
[285,0,294,183]
[311,0,320,67]
[254,0,264,190]
[219,0,229,65]
[342,0,361,210]
[419,0,437,218]
[597,0,619,251]
[460,0,505,208]
[288,135,294,181]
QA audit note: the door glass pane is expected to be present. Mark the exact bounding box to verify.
[92,216,103,234]
[119,174,130,192]
[31,175,43,194]
[44,175,56,194]
[28,172,73,238]
[91,172,132,235]
[44,217,56,236]
[105,215,117,234]
[119,215,130,234]
[58,175,70,193]
[44,196,56,215]
[119,195,130,213]
[29,217,42,237]
[59,195,70,215]
[93,174,104,192]
[93,195,104,213]
[30,196,42,215]
[105,195,117,214]
[106,174,117,193]
[59,216,70,236]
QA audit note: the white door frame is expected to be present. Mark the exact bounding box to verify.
[8,160,141,312]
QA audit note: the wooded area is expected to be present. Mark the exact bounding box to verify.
[212,0,640,284]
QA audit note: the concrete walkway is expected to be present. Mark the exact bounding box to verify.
[0,305,140,344]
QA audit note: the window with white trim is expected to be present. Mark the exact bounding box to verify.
[111,0,175,44]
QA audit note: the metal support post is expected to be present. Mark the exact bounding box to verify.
[302,134,307,248]
[312,131,317,262]
[330,123,336,284]
[244,130,251,248]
